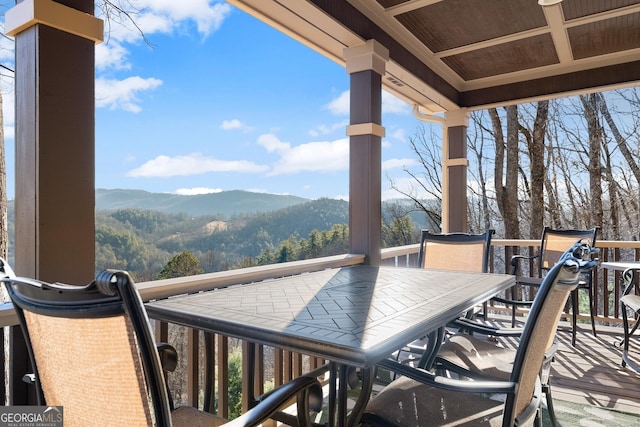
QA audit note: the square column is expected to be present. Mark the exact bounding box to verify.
[6,0,103,283]
[443,110,470,233]
[344,40,388,265]
[5,0,103,404]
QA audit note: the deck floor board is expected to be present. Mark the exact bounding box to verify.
[490,316,640,415]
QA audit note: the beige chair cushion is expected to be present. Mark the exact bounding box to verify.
[365,375,504,426]
[436,334,514,379]
[25,312,153,427]
[421,241,486,272]
[171,406,228,427]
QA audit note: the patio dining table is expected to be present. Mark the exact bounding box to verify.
[145,264,514,427]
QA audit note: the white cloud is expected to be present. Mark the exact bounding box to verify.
[175,187,223,195]
[389,127,406,142]
[98,1,229,114]
[325,91,349,115]
[132,0,232,37]
[257,134,349,175]
[98,1,232,42]
[382,90,411,114]
[309,119,348,137]
[324,90,412,116]
[96,42,131,71]
[258,134,290,153]
[96,76,163,112]
[127,153,269,177]
[220,119,246,130]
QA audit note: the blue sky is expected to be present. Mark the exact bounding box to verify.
[1,1,436,201]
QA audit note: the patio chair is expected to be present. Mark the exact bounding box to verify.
[361,241,598,427]
[418,229,494,318]
[0,260,322,427]
[397,230,493,369]
[435,318,559,426]
[620,267,640,373]
[494,227,598,346]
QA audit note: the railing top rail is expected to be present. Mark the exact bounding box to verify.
[2,238,639,328]
[0,254,366,328]
[493,239,640,249]
[381,243,420,258]
[379,239,640,262]
[136,253,366,301]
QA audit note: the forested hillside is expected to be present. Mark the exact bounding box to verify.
[95,188,309,216]
[94,197,429,281]
[8,190,429,281]
[94,198,360,280]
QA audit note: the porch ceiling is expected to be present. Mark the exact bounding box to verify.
[228,0,640,113]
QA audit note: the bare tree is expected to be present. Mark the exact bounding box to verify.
[389,125,443,229]
[580,94,604,230]
[518,101,548,239]
[490,105,521,238]
[597,92,640,185]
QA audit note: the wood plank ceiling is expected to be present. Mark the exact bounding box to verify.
[229,0,640,113]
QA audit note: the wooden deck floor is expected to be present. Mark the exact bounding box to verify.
[493,316,640,415]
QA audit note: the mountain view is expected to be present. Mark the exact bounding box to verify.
[95,188,310,217]
[8,189,430,281]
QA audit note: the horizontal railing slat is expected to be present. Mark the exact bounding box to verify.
[136,253,366,301]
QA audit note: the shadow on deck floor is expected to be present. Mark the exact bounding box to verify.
[492,315,640,415]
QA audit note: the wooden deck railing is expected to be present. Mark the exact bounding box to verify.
[2,241,639,418]
[382,239,640,324]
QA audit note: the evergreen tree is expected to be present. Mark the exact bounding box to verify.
[158,250,203,279]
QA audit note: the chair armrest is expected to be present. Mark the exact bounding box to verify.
[489,274,543,308]
[514,276,544,287]
[224,375,323,427]
[511,254,539,264]
[510,254,540,275]
[156,343,178,373]
[377,358,516,394]
[621,294,640,313]
[449,318,523,337]
[490,295,534,307]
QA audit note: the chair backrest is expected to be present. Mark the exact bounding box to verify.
[538,227,597,275]
[504,242,598,425]
[417,229,493,273]
[0,261,172,427]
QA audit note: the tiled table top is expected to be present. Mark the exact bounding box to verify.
[146,265,514,367]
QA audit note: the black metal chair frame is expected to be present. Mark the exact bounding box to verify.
[363,242,598,427]
[441,317,560,427]
[497,226,598,346]
[620,267,640,373]
[419,229,493,316]
[405,229,493,369]
[0,260,322,427]
[417,229,493,272]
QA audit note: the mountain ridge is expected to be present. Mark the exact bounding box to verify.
[95,188,310,217]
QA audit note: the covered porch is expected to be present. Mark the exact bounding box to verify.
[2,239,640,420]
[3,0,640,423]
